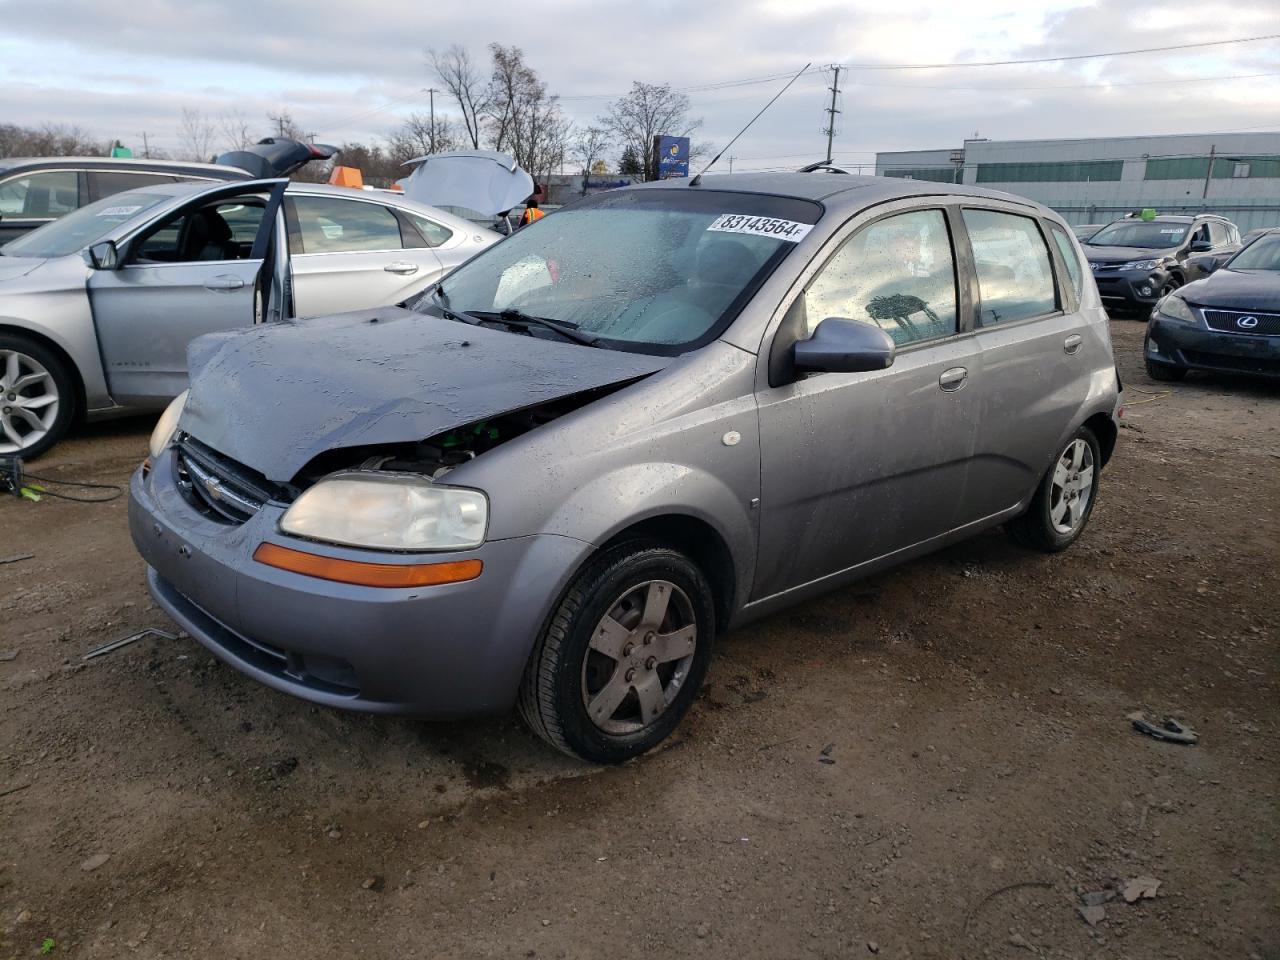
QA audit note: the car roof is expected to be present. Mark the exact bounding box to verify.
[625,171,1048,214]
[0,156,248,177]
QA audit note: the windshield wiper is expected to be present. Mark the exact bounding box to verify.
[431,285,482,326]
[472,309,600,347]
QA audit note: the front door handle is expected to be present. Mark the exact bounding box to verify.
[384,261,420,275]
[1064,334,1083,355]
[203,275,244,292]
[938,366,968,392]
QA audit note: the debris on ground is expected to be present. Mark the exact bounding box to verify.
[0,649,18,662]
[1127,711,1199,745]
[80,853,110,872]
[361,875,384,892]
[82,628,176,661]
[0,782,32,799]
[1122,876,1161,903]
[1080,889,1114,907]
[1078,904,1106,926]
[0,553,34,564]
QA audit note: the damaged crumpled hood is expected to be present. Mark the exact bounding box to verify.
[180,308,670,482]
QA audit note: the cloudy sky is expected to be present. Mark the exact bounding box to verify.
[1,0,1276,170]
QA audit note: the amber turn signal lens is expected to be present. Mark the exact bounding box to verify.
[253,542,482,588]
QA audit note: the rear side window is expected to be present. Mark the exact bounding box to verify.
[963,209,1057,326]
[407,212,453,248]
[803,209,958,345]
[88,171,178,202]
[292,196,403,253]
[1049,224,1083,300]
[0,170,79,217]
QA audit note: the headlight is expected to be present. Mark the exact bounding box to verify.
[1156,294,1197,324]
[149,390,188,459]
[280,472,488,551]
[1120,259,1160,271]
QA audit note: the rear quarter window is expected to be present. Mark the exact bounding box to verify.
[1049,224,1084,300]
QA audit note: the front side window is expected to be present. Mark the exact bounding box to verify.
[293,196,403,253]
[963,209,1057,326]
[0,170,79,218]
[1228,234,1280,271]
[0,190,170,259]
[1049,224,1084,300]
[424,189,822,355]
[803,209,957,344]
[132,198,265,263]
[1088,220,1188,249]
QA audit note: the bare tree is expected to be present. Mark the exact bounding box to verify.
[217,109,256,151]
[572,126,611,194]
[429,44,487,149]
[388,111,457,159]
[0,123,105,157]
[176,108,216,162]
[480,44,570,183]
[601,82,702,180]
[265,109,304,140]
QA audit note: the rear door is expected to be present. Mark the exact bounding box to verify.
[753,201,982,598]
[286,193,444,316]
[957,205,1095,523]
[0,169,81,242]
[88,179,287,405]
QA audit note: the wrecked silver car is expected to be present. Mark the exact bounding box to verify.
[130,173,1120,762]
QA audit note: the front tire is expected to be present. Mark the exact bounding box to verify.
[1145,358,1186,382]
[1008,426,1101,553]
[518,543,715,763]
[0,333,76,460]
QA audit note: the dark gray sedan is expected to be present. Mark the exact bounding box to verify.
[131,173,1121,762]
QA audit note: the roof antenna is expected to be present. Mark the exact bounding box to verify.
[689,62,812,187]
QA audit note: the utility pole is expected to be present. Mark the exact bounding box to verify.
[140,132,150,159]
[428,88,437,153]
[822,65,842,164]
[728,156,735,173]
[1202,144,1216,199]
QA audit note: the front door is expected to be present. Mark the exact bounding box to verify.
[753,205,981,599]
[88,180,287,405]
[286,193,444,316]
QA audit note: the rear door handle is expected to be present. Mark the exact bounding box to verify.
[938,366,968,392]
[384,261,420,275]
[203,275,244,292]
[1064,334,1083,355]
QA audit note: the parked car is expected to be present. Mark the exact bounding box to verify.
[1083,214,1241,315]
[0,139,334,244]
[1072,223,1102,241]
[130,173,1121,763]
[1145,228,1280,381]
[0,178,498,457]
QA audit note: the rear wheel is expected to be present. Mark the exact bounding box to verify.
[518,543,715,763]
[1008,426,1100,553]
[0,334,76,460]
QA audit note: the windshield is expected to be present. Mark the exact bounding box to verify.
[1227,233,1280,271]
[1086,220,1188,249]
[420,189,822,354]
[1,191,172,259]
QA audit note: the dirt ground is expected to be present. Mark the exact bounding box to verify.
[1,319,1277,960]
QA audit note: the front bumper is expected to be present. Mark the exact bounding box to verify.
[1145,316,1280,378]
[1091,266,1173,311]
[129,450,591,717]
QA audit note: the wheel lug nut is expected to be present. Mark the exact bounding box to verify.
[644,631,655,645]
[645,657,657,670]
[622,642,634,656]
[625,667,636,682]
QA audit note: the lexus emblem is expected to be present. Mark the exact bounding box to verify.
[1236,315,1259,329]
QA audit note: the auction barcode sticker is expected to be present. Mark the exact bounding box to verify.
[98,205,142,217]
[708,214,813,242]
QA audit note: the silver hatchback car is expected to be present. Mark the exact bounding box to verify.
[130,173,1120,763]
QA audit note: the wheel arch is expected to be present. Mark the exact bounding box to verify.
[0,322,86,423]
[1082,411,1117,467]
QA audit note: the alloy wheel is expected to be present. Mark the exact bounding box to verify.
[0,349,60,455]
[1049,439,1095,535]
[580,580,698,735]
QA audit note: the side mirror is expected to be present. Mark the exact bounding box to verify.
[793,317,895,374]
[1200,257,1221,275]
[88,240,119,270]
[1188,239,1212,253]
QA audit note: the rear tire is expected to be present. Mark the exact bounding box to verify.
[0,333,76,460]
[517,543,715,764]
[1145,358,1186,382]
[1008,426,1101,553]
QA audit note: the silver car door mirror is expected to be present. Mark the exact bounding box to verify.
[87,240,119,270]
[793,317,896,374]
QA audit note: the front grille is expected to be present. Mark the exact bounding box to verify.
[175,436,284,524]
[1182,350,1280,376]
[1202,309,1280,337]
